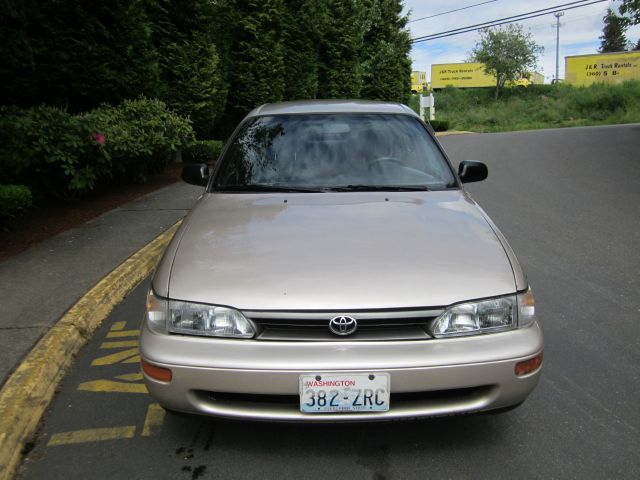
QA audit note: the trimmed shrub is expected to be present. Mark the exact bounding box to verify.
[429,120,450,131]
[182,140,224,164]
[0,185,33,222]
[84,97,195,182]
[0,99,194,199]
[0,106,111,198]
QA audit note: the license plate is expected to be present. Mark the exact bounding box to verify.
[299,373,390,413]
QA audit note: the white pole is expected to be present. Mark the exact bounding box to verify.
[554,12,564,82]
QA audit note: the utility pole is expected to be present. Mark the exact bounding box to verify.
[553,12,565,83]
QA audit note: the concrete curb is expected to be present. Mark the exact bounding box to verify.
[0,222,180,480]
[435,131,475,137]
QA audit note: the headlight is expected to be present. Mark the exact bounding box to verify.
[431,289,536,338]
[145,290,255,338]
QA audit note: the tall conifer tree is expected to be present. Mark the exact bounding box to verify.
[317,0,365,98]
[148,0,227,138]
[360,0,412,102]
[599,8,628,52]
[219,0,286,132]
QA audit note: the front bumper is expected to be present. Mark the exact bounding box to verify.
[140,321,543,421]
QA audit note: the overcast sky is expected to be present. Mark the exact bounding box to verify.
[403,0,640,83]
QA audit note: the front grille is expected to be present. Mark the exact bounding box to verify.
[244,309,443,341]
[198,386,490,407]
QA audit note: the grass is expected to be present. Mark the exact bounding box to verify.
[410,80,640,133]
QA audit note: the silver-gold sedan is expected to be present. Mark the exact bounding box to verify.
[141,100,543,421]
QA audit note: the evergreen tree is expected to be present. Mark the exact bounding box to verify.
[281,0,323,100]
[619,0,640,25]
[599,8,628,53]
[360,0,412,103]
[218,0,286,134]
[317,0,366,98]
[148,0,227,138]
[0,0,160,111]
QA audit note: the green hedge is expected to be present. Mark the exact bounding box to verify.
[0,98,194,199]
[429,120,450,132]
[84,98,194,182]
[182,140,224,164]
[0,185,33,223]
[0,106,110,198]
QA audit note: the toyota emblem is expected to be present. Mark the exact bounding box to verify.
[329,316,358,336]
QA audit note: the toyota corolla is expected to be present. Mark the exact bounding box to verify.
[140,100,543,421]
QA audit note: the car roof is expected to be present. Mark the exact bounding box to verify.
[248,100,419,118]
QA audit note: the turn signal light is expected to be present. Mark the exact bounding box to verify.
[142,359,172,382]
[515,352,543,376]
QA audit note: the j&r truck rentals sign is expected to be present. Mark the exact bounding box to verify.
[565,51,640,86]
[430,62,495,89]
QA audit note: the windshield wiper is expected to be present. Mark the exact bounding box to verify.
[328,184,431,192]
[214,184,326,193]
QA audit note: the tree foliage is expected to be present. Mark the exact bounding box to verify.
[0,0,160,111]
[281,0,323,100]
[618,0,640,25]
[360,0,412,103]
[316,0,366,99]
[147,0,228,138]
[0,0,414,137]
[599,8,628,53]
[215,0,286,134]
[471,25,543,99]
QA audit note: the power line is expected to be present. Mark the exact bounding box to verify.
[411,0,607,43]
[527,12,602,32]
[411,0,601,42]
[407,1,498,24]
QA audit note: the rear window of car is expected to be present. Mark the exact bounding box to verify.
[212,114,456,191]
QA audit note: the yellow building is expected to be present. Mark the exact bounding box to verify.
[565,51,640,86]
[411,71,427,94]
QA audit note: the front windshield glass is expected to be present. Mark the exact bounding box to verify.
[212,114,456,191]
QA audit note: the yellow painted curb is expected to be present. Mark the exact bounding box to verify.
[0,221,181,480]
[435,131,475,137]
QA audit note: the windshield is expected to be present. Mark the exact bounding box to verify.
[212,114,456,191]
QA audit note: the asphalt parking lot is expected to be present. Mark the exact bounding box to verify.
[18,124,640,479]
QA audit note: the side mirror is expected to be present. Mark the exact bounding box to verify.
[182,163,209,186]
[458,160,488,183]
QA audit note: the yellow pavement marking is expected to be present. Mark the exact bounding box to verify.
[48,426,136,447]
[124,355,140,364]
[91,348,139,366]
[0,222,181,480]
[78,380,148,394]
[110,321,127,332]
[141,403,166,437]
[106,330,140,338]
[100,340,139,349]
[115,372,143,382]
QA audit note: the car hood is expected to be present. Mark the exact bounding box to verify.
[164,191,517,310]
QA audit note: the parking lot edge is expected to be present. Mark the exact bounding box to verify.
[0,222,181,480]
